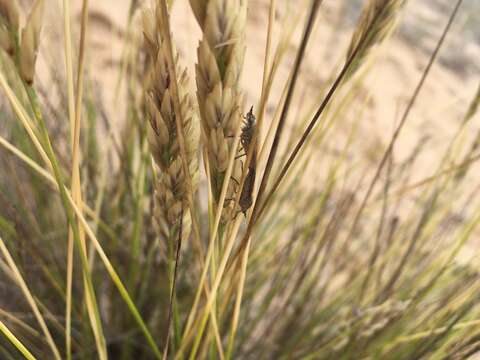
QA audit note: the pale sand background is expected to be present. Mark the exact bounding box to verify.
[29,0,479,231]
[36,0,478,174]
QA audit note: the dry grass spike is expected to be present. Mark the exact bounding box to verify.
[143,1,200,246]
[0,0,20,55]
[190,0,247,218]
[346,0,406,78]
[20,0,45,85]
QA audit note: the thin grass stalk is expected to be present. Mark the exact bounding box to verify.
[176,123,243,358]
[225,239,250,359]
[463,82,480,123]
[183,219,243,360]
[162,206,184,359]
[386,152,480,200]
[61,0,76,149]
[0,72,50,169]
[223,0,277,354]
[250,0,322,222]
[0,236,61,359]
[257,0,277,132]
[65,0,107,358]
[0,319,37,360]
[62,0,76,353]
[0,308,40,339]
[229,0,322,275]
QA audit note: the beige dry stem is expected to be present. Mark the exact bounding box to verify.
[191,0,247,214]
[347,0,406,78]
[143,4,199,245]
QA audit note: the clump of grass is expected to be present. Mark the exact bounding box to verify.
[0,0,478,359]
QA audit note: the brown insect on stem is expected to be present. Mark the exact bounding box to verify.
[236,106,258,217]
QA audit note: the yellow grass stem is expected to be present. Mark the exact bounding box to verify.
[0,319,37,360]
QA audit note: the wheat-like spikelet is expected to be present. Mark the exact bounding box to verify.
[346,0,406,78]
[0,0,20,55]
[190,0,247,215]
[20,0,45,85]
[143,5,199,246]
[0,0,45,85]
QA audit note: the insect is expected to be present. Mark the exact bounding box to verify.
[235,107,258,217]
[240,106,256,158]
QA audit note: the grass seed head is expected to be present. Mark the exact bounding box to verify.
[347,0,406,78]
[0,0,20,55]
[193,0,247,214]
[143,3,200,243]
[20,0,45,85]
